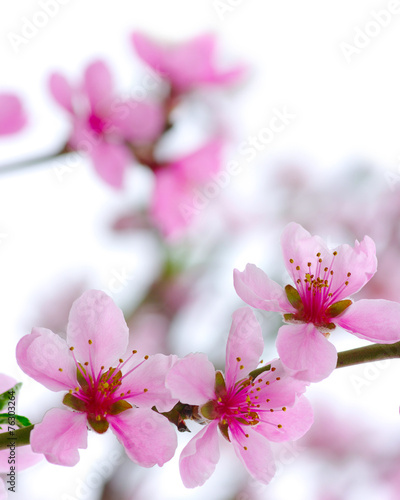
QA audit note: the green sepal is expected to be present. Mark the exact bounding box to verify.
[285,285,303,310]
[248,364,271,381]
[215,371,227,399]
[0,383,22,412]
[108,400,132,415]
[0,413,32,428]
[76,365,89,391]
[63,393,86,412]
[88,415,109,434]
[326,299,352,318]
[200,401,218,420]
[218,421,230,442]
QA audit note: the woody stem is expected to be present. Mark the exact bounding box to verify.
[336,341,400,368]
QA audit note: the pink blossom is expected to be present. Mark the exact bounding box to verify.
[49,61,165,188]
[0,94,26,136]
[151,138,225,238]
[16,290,177,467]
[131,32,245,95]
[166,307,313,487]
[234,222,400,382]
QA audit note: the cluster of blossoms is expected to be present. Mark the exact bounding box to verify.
[9,222,400,489]
[49,32,245,238]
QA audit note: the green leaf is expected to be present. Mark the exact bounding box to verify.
[285,285,303,310]
[0,413,32,428]
[0,383,22,412]
[326,299,352,318]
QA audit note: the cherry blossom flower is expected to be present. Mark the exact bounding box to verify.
[49,60,165,188]
[0,374,42,500]
[166,307,313,487]
[0,94,26,136]
[234,222,400,382]
[131,32,246,95]
[16,290,177,467]
[151,138,225,238]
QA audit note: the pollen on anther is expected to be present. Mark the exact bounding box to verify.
[245,433,249,438]
[266,398,270,402]
[84,362,89,366]
[69,346,74,351]
[276,377,281,381]
[270,409,274,412]
[256,387,261,391]
[236,357,241,362]
[307,262,311,267]
[347,272,351,277]
[68,389,73,394]
[265,381,270,385]
[289,258,294,263]
[330,270,334,275]
[96,415,101,421]
[282,407,287,411]
[240,365,244,370]
[324,267,328,272]
[75,387,79,391]
[296,265,300,271]
[132,350,137,354]
[101,366,104,370]
[144,355,149,360]
[345,281,349,286]
[120,393,124,397]
[316,252,321,257]
[119,359,123,363]
[143,388,148,393]
[277,424,283,429]
[244,446,248,451]
[88,339,93,345]
[58,368,63,372]
[271,367,276,372]
[333,251,337,256]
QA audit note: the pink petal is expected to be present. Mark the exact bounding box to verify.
[329,236,377,299]
[281,222,331,284]
[177,138,224,181]
[0,373,17,395]
[83,60,113,110]
[179,420,220,488]
[230,424,276,485]
[90,141,131,189]
[66,290,129,373]
[225,307,264,388]
[30,408,88,466]
[276,323,338,382]
[256,359,309,408]
[335,299,400,343]
[110,407,177,467]
[16,328,77,391]
[112,100,164,143]
[0,479,6,500]
[131,32,168,77]
[166,353,215,405]
[0,94,26,135]
[120,354,178,412]
[256,395,313,442]
[48,73,74,113]
[234,264,292,312]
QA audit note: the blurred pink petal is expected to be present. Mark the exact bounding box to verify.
[132,32,245,94]
[0,94,26,136]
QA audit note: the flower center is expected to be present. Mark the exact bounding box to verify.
[61,340,150,433]
[286,250,352,328]
[88,112,107,135]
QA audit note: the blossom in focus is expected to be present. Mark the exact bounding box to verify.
[131,32,246,95]
[16,290,178,467]
[151,138,225,238]
[0,374,42,500]
[49,60,165,188]
[166,307,313,487]
[234,222,400,382]
[0,94,26,136]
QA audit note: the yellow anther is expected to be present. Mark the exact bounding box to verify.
[88,339,93,345]
[282,407,287,411]
[289,258,294,263]
[144,355,149,360]
[236,357,241,362]
[119,359,123,363]
[143,388,148,393]
[277,424,282,429]
[333,251,337,256]
[132,350,137,354]
[240,365,244,370]
[69,346,74,351]
[244,446,248,451]
[58,368,63,372]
